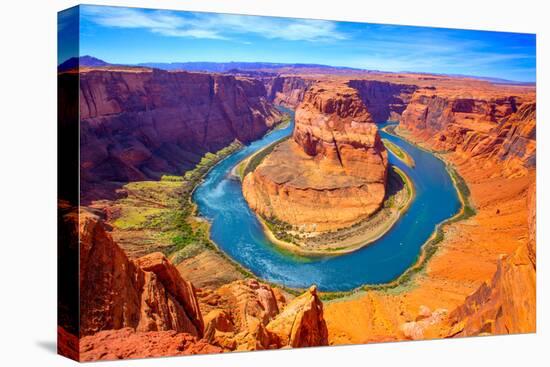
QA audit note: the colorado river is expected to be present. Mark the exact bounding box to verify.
[193,108,461,291]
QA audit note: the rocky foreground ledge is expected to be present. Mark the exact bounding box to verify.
[59,208,329,361]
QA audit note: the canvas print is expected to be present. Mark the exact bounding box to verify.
[57,4,536,362]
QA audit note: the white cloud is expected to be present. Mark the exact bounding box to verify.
[81,6,347,42]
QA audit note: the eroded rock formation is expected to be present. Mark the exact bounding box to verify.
[77,209,204,337]
[348,79,417,122]
[200,281,328,350]
[201,279,281,351]
[266,76,314,108]
[72,68,282,201]
[243,82,388,232]
[267,286,329,348]
[443,182,536,336]
[399,89,536,176]
[67,207,329,360]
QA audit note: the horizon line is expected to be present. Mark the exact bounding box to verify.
[58,55,537,84]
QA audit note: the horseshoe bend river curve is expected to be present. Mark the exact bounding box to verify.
[192,109,461,292]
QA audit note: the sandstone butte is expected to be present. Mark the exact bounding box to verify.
[59,65,537,360]
[243,82,389,233]
[58,208,329,361]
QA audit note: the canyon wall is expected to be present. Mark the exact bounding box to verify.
[265,76,314,108]
[399,89,536,176]
[60,68,537,358]
[321,79,536,344]
[444,182,536,336]
[243,82,388,232]
[348,80,417,122]
[74,69,282,201]
[395,86,536,336]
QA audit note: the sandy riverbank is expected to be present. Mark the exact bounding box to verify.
[382,137,415,168]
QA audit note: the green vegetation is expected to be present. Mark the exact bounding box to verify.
[111,179,182,231]
[270,112,292,131]
[447,166,476,221]
[184,142,242,182]
[164,141,243,257]
[382,138,415,168]
[392,166,413,210]
[263,215,298,244]
[160,175,184,182]
[384,139,405,159]
[110,141,243,262]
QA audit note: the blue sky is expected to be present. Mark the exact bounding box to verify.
[61,5,536,82]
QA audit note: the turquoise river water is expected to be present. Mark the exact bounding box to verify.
[192,108,461,291]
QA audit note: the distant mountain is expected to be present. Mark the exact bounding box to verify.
[457,75,536,86]
[58,55,109,71]
[59,56,534,86]
[224,68,278,77]
[136,61,362,73]
[400,70,535,86]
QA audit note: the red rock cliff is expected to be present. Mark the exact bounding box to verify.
[60,207,330,360]
[399,89,535,176]
[266,286,329,348]
[443,182,536,336]
[266,76,314,108]
[77,209,204,337]
[75,69,282,200]
[348,79,417,122]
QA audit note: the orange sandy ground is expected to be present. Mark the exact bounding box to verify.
[324,153,533,344]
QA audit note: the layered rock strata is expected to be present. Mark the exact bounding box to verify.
[62,208,329,360]
[243,82,388,232]
[73,68,282,201]
[323,80,535,344]
[348,79,417,122]
[201,282,328,350]
[444,182,536,336]
[399,89,536,176]
[77,209,204,337]
[265,76,314,108]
